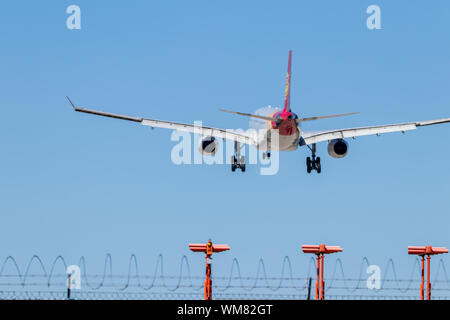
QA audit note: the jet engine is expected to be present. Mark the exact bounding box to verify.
[199,136,218,156]
[327,139,348,158]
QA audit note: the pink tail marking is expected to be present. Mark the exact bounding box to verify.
[283,50,292,113]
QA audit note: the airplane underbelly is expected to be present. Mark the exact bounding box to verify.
[257,129,299,151]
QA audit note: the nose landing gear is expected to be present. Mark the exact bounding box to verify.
[306,143,321,174]
[262,152,271,160]
[231,141,246,172]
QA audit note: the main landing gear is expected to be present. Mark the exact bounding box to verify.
[231,141,246,172]
[306,143,321,174]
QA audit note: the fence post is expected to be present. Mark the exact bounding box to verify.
[67,273,71,300]
[306,277,312,300]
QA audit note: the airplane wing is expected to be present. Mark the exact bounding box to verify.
[67,97,258,146]
[301,118,450,145]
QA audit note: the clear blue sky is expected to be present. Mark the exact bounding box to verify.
[0,0,449,290]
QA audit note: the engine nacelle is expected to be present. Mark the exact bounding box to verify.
[327,139,348,158]
[198,136,218,156]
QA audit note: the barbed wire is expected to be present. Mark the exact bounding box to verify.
[0,290,449,300]
[0,254,449,298]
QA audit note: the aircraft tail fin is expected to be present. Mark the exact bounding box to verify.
[283,50,292,113]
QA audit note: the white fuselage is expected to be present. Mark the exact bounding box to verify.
[256,127,301,151]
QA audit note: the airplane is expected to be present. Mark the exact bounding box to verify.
[67,50,450,174]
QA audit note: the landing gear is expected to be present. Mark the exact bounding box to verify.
[306,156,321,173]
[262,152,271,160]
[306,143,321,174]
[231,141,246,172]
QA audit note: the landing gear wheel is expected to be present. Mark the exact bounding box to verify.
[239,156,246,172]
[231,152,246,173]
[262,152,271,160]
[305,144,322,174]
